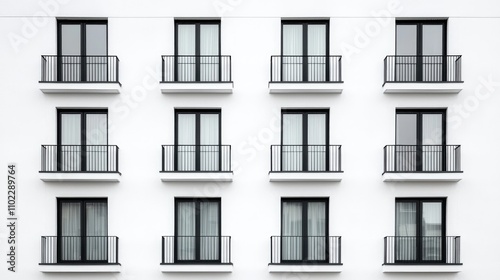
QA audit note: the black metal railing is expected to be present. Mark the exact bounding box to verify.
[161,145,231,172]
[270,236,341,264]
[384,145,461,173]
[161,236,231,264]
[41,55,120,83]
[384,55,462,83]
[270,145,341,172]
[270,55,342,82]
[40,236,119,264]
[384,236,461,265]
[161,55,232,82]
[40,145,119,172]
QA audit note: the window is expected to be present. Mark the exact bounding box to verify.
[175,20,221,81]
[281,198,328,263]
[395,20,447,81]
[281,20,329,81]
[174,109,221,171]
[395,109,446,171]
[57,198,108,263]
[281,109,329,171]
[175,198,221,263]
[57,109,108,171]
[395,198,446,263]
[57,20,108,82]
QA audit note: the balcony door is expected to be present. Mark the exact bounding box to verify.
[175,198,221,262]
[282,109,328,171]
[395,109,445,171]
[175,20,221,82]
[281,20,329,82]
[281,198,328,263]
[395,20,446,81]
[57,198,108,263]
[57,109,108,171]
[175,109,221,171]
[396,198,445,263]
[58,20,108,82]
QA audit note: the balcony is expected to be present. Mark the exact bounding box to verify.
[383,236,462,273]
[160,145,233,182]
[39,55,121,93]
[269,236,342,273]
[160,55,233,93]
[269,55,343,93]
[383,55,463,94]
[269,145,342,181]
[160,236,232,272]
[383,145,462,182]
[39,236,120,273]
[39,145,120,182]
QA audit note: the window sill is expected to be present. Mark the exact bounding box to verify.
[160,82,233,94]
[268,264,342,273]
[39,82,121,94]
[269,171,343,182]
[160,263,233,273]
[39,172,121,182]
[382,264,462,273]
[382,172,463,182]
[39,264,121,273]
[383,82,463,94]
[269,82,343,94]
[160,171,233,182]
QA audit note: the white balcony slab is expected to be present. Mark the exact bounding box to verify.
[160,82,233,94]
[40,83,121,94]
[40,172,121,182]
[160,172,233,182]
[269,82,344,93]
[269,172,343,182]
[268,264,342,273]
[39,264,121,273]
[160,264,233,273]
[383,82,463,94]
[382,264,462,273]
[383,172,462,182]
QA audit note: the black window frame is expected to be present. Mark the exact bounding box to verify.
[280,197,329,263]
[174,197,222,263]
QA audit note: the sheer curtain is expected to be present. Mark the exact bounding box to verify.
[282,114,302,171]
[200,114,220,171]
[422,25,443,81]
[282,202,302,261]
[60,24,81,82]
[86,114,108,171]
[200,25,219,81]
[177,114,196,171]
[307,202,326,261]
[200,202,220,260]
[422,202,442,261]
[86,202,108,261]
[396,202,417,261]
[177,25,196,81]
[85,24,107,82]
[61,202,81,261]
[422,114,443,171]
[396,114,417,172]
[61,114,81,171]
[177,202,196,260]
[308,114,326,171]
[307,25,326,81]
[282,25,303,81]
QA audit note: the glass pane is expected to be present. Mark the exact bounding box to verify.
[422,202,443,261]
[177,114,196,171]
[200,202,220,261]
[282,202,302,261]
[307,24,326,81]
[307,202,326,261]
[61,24,81,55]
[177,24,196,81]
[422,114,443,171]
[422,25,443,55]
[283,24,303,81]
[308,114,326,171]
[60,202,81,261]
[396,202,417,261]
[86,24,107,55]
[396,114,417,145]
[60,114,81,171]
[177,202,196,260]
[396,24,417,55]
[86,202,108,261]
[200,114,220,171]
[282,114,303,171]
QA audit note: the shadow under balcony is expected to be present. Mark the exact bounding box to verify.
[39,236,120,273]
[383,236,462,273]
[39,145,121,182]
[269,55,343,93]
[39,55,121,93]
[268,236,342,273]
[160,236,233,272]
[269,145,343,182]
[383,55,463,94]
[160,55,233,93]
[160,145,233,182]
[382,145,462,182]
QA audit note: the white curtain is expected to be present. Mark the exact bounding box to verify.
[282,202,302,261]
[422,202,442,261]
[61,202,81,261]
[307,25,326,81]
[200,114,219,171]
[200,202,220,260]
[308,114,326,171]
[396,114,417,172]
[200,25,219,81]
[283,25,303,81]
[177,114,196,171]
[422,114,443,171]
[396,202,417,261]
[177,25,196,81]
[282,114,302,171]
[86,114,108,171]
[307,202,326,261]
[177,202,196,260]
[61,114,81,171]
[86,202,108,261]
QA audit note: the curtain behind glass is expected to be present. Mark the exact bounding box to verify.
[60,24,81,81]
[396,114,417,172]
[282,114,302,171]
[60,202,81,261]
[307,114,326,171]
[60,114,81,171]
[422,25,443,81]
[177,114,196,171]
[86,202,108,261]
[200,25,219,81]
[282,25,303,81]
[200,202,220,260]
[177,202,196,260]
[307,202,326,261]
[422,202,442,261]
[177,25,196,81]
[282,202,302,261]
[396,24,417,81]
[85,24,107,82]
[396,202,417,261]
[200,114,220,171]
[307,25,326,81]
[422,114,443,171]
[86,114,108,171]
